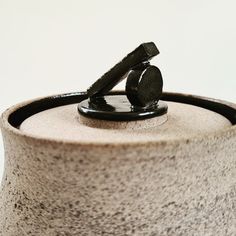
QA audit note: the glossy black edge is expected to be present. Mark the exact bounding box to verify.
[7,91,236,128]
[161,93,236,125]
[78,100,168,121]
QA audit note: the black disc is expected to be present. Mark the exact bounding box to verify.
[78,94,168,121]
[126,65,163,107]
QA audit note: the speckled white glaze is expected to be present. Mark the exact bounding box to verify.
[0,92,236,236]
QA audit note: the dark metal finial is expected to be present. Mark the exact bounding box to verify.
[78,42,167,121]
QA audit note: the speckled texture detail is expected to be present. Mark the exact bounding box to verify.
[0,93,236,236]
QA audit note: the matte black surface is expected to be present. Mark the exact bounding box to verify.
[7,91,236,128]
[87,42,159,98]
[126,65,163,107]
[78,95,168,121]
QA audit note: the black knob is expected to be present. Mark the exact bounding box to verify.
[78,42,168,121]
[87,42,159,98]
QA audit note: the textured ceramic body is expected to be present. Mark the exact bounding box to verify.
[1,92,236,236]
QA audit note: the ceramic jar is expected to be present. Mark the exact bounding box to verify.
[0,91,236,236]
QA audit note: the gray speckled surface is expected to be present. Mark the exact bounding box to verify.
[0,93,236,235]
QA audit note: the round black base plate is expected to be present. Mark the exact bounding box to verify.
[78,95,168,121]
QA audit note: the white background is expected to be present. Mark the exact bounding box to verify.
[0,0,236,181]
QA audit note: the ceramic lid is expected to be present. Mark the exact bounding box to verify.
[16,92,233,144]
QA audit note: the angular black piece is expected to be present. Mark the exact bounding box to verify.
[126,65,163,107]
[78,95,168,121]
[87,42,159,98]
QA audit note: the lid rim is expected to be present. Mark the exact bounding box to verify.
[1,91,236,147]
